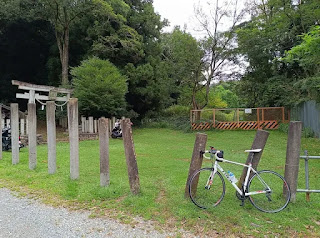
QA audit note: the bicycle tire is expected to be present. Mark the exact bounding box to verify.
[189,168,225,209]
[248,170,291,213]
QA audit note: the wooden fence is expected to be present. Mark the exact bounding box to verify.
[191,107,289,130]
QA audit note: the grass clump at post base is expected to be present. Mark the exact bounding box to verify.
[0,128,320,236]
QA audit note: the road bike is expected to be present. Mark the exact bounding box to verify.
[188,146,291,213]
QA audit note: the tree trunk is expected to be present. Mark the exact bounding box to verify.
[61,26,69,86]
[55,25,70,86]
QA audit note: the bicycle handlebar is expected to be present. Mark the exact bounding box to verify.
[201,147,224,160]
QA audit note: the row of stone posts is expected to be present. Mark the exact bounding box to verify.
[80,116,120,135]
[1,118,28,135]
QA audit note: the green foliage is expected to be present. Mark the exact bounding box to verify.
[235,0,320,107]
[71,57,128,118]
[284,26,320,75]
[163,105,190,117]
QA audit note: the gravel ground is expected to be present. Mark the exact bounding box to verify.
[0,188,178,238]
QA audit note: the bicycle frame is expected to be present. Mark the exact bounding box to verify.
[208,153,271,197]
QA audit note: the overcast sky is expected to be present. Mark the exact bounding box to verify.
[153,0,196,33]
[153,0,247,38]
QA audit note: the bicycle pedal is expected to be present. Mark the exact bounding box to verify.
[240,200,245,206]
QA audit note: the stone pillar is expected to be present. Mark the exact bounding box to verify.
[6,119,10,128]
[121,118,140,195]
[112,117,116,130]
[68,98,79,180]
[81,116,85,133]
[11,104,19,165]
[1,119,4,129]
[46,101,56,174]
[20,119,25,136]
[238,130,269,188]
[94,119,98,133]
[99,117,110,187]
[28,103,37,170]
[284,121,302,202]
[85,119,89,133]
[89,117,94,133]
[185,133,207,198]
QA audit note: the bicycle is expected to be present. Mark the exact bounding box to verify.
[188,146,291,213]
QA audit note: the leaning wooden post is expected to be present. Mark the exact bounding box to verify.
[0,105,2,160]
[46,101,56,174]
[237,130,269,188]
[284,121,302,202]
[68,98,79,180]
[28,103,37,170]
[121,118,140,195]
[11,103,20,165]
[99,117,110,187]
[185,133,207,198]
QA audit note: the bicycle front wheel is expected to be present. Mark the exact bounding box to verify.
[248,170,291,213]
[188,168,225,209]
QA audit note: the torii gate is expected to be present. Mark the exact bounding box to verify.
[12,80,79,179]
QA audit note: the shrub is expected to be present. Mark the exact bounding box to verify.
[71,57,127,118]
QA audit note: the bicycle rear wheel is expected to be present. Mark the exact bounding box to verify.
[188,168,225,209]
[248,170,290,213]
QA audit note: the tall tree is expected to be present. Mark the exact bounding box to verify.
[189,0,247,110]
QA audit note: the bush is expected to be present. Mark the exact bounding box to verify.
[164,105,190,117]
[71,57,128,118]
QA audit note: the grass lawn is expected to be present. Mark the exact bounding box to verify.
[0,128,320,237]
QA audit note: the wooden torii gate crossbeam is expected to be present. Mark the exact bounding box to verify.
[12,80,73,103]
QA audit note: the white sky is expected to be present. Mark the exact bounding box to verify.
[153,0,248,38]
[153,0,196,33]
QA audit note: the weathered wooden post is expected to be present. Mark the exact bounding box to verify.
[11,103,20,165]
[185,133,207,198]
[0,105,2,159]
[28,103,37,170]
[121,118,140,195]
[46,101,56,174]
[284,121,302,202]
[68,98,79,180]
[99,117,110,187]
[237,130,269,188]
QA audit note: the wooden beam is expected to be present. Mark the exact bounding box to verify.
[12,80,73,94]
[16,93,68,102]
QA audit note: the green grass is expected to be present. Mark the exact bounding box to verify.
[0,128,320,236]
